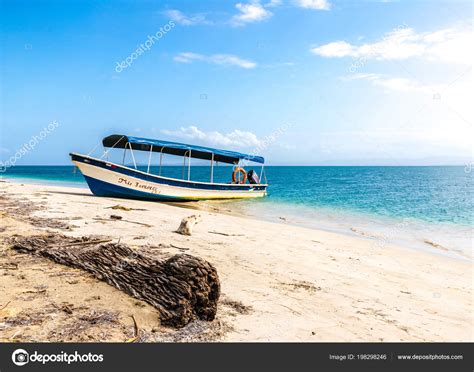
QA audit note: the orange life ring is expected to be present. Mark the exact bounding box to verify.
[232,167,247,184]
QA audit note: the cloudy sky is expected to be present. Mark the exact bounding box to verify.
[1,0,472,165]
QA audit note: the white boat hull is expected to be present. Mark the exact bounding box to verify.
[71,154,267,201]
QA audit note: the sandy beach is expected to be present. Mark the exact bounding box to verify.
[0,180,472,342]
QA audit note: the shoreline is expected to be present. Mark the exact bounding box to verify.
[2,176,471,262]
[0,180,472,342]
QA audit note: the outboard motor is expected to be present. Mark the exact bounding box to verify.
[247,169,260,184]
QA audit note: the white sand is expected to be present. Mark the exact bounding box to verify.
[0,181,472,341]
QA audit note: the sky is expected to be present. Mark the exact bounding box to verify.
[0,0,472,166]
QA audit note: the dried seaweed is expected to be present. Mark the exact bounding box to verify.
[156,319,233,342]
[220,298,253,315]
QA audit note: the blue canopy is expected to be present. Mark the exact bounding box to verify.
[102,134,265,164]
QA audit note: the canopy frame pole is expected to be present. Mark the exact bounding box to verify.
[182,151,187,180]
[210,153,214,183]
[159,147,164,176]
[147,145,153,174]
[188,150,191,181]
[128,142,137,169]
[103,135,125,158]
[87,141,102,157]
[122,144,127,165]
[260,165,264,184]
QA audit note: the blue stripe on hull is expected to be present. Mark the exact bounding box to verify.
[84,175,190,202]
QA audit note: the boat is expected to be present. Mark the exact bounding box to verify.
[70,134,268,201]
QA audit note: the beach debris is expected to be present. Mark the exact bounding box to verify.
[110,214,123,220]
[278,303,302,316]
[220,297,253,315]
[176,215,201,236]
[4,308,54,327]
[92,217,152,227]
[133,236,147,240]
[78,310,119,325]
[45,309,121,342]
[278,280,321,294]
[170,244,190,251]
[350,227,380,239]
[125,315,140,343]
[156,319,233,342]
[85,295,101,301]
[106,204,148,212]
[0,301,11,310]
[9,234,220,328]
[54,303,74,315]
[0,263,19,270]
[49,238,113,249]
[0,195,72,230]
[423,239,449,251]
[21,289,47,295]
[27,217,71,230]
[208,231,244,237]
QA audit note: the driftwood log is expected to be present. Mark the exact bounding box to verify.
[176,215,201,236]
[9,234,220,328]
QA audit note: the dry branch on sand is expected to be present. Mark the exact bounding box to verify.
[106,204,148,212]
[9,234,220,328]
[92,217,153,227]
[208,231,244,237]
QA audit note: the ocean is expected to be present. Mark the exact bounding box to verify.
[2,165,472,259]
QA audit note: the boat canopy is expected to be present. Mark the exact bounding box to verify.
[102,134,265,164]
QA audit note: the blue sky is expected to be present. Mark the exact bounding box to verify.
[0,0,472,165]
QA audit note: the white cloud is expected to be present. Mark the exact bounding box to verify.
[174,52,257,69]
[295,0,331,10]
[265,0,283,7]
[161,126,262,148]
[231,1,273,26]
[173,52,205,63]
[312,41,355,57]
[311,25,473,65]
[342,73,438,94]
[164,10,210,26]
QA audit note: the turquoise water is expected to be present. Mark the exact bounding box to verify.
[2,165,472,226]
